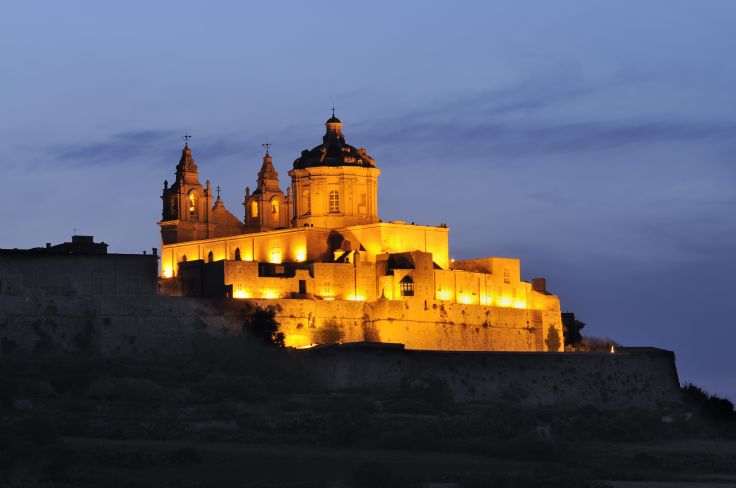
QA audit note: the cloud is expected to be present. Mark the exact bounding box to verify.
[53,130,177,165]
[350,76,736,161]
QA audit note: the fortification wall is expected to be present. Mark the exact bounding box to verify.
[0,295,683,409]
[305,345,683,408]
[256,298,561,352]
[0,296,243,356]
[0,295,562,354]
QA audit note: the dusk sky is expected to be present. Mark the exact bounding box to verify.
[2,2,735,398]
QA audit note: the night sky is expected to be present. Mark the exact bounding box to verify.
[2,2,734,399]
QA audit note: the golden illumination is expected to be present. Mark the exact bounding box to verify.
[480,295,493,306]
[233,290,251,299]
[347,294,366,301]
[437,289,452,301]
[498,296,513,307]
[513,300,527,309]
[458,294,473,305]
[162,266,173,279]
[284,333,311,348]
[295,248,306,262]
[269,248,282,264]
[610,345,616,354]
[261,289,280,299]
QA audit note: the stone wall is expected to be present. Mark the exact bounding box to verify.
[304,344,683,408]
[253,298,561,352]
[0,296,243,356]
[0,295,683,409]
[0,295,562,355]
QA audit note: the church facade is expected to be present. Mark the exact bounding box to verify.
[158,114,564,351]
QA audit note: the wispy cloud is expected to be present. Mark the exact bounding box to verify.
[351,76,736,160]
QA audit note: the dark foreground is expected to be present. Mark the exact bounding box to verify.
[2,337,735,487]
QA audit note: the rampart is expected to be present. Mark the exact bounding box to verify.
[0,295,560,354]
[305,344,683,408]
[0,295,682,409]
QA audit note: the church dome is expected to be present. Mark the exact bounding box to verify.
[292,115,375,170]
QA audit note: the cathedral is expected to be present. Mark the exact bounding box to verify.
[158,114,564,351]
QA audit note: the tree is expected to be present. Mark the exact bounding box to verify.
[313,319,344,345]
[242,305,285,348]
[545,327,562,352]
[561,312,585,347]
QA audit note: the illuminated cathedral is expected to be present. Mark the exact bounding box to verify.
[158,114,564,351]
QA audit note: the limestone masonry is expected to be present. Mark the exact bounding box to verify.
[158,114,564,351]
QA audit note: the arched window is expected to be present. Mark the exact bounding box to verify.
[400,276,414,297]
[302,190,311,215]
[251,201,259,218]
[329,190,340,213]
[234,248,241,261]
[188,192,198,220]
[207,251,214,263]
[271,198,279,218]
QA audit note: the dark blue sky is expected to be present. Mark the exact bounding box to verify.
[2,2,735,398]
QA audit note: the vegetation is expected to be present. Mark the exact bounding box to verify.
[578,336,621,352]
[561,312,585,347]
[241,304,285,348]
[313,319,344,345]
[682,383,735,423]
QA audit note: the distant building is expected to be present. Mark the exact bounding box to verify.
[0,236,158,297]
[158,114,565,351]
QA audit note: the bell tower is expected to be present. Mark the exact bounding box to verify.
[243,144,292,233]
[159,139,215,244]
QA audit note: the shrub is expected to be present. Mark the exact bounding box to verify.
[683,383,735,422]
[313,319,344,345]
[578,336,621,352]
[242,305,284,348]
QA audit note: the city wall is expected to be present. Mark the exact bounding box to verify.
[0,295,559,354]
[305,345,683,408]
[0,295,682,408]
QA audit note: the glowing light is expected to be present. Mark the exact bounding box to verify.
[480,295,493,306]
[269,249,282,264]
[458,294,473,305]
[498,296,513,307]
[285,334,311,348]
[261,289,280,299]
[233,290,251,299]
[162,267,173,279]
[347,294,366,301]
[513,300,527,309]
[610,345,616,354]
[437,289,452,301]
[295,248,306,262]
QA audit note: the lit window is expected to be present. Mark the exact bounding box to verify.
[400,276,414,297]
[503,269,510,284]
[271,198,279,217]
[329,190,340,213]
[188,192,197,220]
[251,201,259,218]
